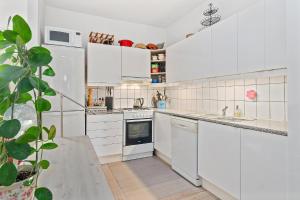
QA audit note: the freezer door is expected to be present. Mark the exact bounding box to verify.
[43,45,85,111]
[43,111,85,138]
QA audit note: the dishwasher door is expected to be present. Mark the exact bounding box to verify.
[171,117,201,186]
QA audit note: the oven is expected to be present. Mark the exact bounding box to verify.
[125,119,153,146]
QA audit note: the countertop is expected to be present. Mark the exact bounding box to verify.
[155,109,288,136]
[39,136,114,200]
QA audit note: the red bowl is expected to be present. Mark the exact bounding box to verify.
[118,40,134,47]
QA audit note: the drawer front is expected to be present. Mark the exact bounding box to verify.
[91,136,122,156]
[87,120,123,131]
[87,114,123,123]
[87,128,122,139]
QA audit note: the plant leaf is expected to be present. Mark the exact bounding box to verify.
[12,15,32,43]
[0,119,21,138]
[0,64,27,82]
[40,142,58,150]
[3,30,18,43]
[16,126,41,144]
[35,97,51,112]
[43,66,55,76]
[29,76,50,92]
[44,87,56,96]
[39,160,50,169]
[18,78,34,93]
[48,125,56,140]
[35,187,53,200]
[5,140,32,160]
[0,51,14,64]
[28,47,52,67]
[0,97,10,115]
[16,92,32,104]
[0,162,17,186]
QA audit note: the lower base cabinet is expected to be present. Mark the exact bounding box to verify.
[87,114,123,157]
[198,121,241,199]
[241,129,288,200]
[154,113,172,159]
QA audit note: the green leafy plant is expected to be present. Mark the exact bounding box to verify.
[0,15,57,199]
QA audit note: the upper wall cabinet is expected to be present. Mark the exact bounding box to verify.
[121,47,150,79]
[212,15,238,76]
[265,0,286,69]
[88,43,122,86]
[238,1,265,73]
[167,27,212,83]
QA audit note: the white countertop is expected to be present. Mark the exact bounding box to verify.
[155,109,288,136]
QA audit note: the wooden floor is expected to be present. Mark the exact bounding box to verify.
[101,157,219,200]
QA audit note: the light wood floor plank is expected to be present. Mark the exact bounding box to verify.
[101,157,219,200]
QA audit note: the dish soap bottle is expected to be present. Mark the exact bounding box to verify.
[234,105,242,118]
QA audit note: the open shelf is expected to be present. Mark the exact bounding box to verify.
[151,60,166,63]
[151,72,166,75]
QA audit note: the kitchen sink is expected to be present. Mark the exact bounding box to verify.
[213,116,255,122]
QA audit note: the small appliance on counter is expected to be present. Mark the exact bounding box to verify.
[105,87,114,111]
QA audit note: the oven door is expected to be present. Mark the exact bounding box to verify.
[125,119,152,146]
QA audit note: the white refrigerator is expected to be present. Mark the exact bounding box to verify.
[42,45,85,138]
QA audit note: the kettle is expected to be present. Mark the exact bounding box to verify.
[133,98,144,109]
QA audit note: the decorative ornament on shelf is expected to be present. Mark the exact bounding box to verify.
[201,3,221,27]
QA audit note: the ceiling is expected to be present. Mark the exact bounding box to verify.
[45,0,206,27]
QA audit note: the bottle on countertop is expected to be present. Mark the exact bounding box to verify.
[234,105,242,118]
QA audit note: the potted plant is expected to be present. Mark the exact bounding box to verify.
[0,15,57,200]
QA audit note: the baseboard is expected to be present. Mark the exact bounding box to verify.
[202,179,238,200]
[154,149,171,166]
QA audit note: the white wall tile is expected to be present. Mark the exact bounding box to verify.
[270,76,285,84]
[257,85,270,101]
[218,87,226,101]
[270,84,284,101]
[235,86,245,101]
[257,102,270,119]
[226,86,234,101]
[245,102,257,119]
[226,101,235,116]
[210,88,218,100]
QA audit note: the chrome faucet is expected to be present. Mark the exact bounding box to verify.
[222,106,229,117]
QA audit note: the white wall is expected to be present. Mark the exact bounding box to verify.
[0,0,28,30]
[44,6,166,47]
[287,0,300,199]
[166,0,261,45]
[0,0,43,46]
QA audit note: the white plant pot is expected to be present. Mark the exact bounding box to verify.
[0,165,37,200]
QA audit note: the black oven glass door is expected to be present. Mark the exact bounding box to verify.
[126,119,152,146]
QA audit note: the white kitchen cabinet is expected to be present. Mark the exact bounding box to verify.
[198,121,240,199]
[166,28,211,83]
[87,43,121,85]
[166,41,184,83]
[212,15,238,76]
[154,112,172,159]
[241,129,288,200]
[238,1,265,73]
[121,47,150,79]
[87,114,123,157]
[265,0,286,69]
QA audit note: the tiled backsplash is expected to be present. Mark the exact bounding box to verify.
[166,75,288,121]
[89,85,164,109]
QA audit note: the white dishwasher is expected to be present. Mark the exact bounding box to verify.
[171,116,201,186]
